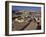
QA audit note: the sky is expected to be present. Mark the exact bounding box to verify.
[12,6,41,12]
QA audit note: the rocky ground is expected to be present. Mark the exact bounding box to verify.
[12,17,41,31]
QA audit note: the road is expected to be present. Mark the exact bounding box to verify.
[12,18,38,31]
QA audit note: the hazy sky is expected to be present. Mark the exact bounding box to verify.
[12,6,41,12]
